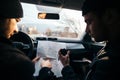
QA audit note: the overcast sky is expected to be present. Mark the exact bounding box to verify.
[18,2,86,35]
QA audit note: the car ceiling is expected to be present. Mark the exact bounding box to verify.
[20,0,85,10]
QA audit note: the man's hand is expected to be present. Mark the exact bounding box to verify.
[32,56,40,63]
[41,58,52,69]
[58,49,70,67]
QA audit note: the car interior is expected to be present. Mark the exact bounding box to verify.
[10,0,105,79]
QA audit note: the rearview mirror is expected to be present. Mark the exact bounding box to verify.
[38,13,59,20]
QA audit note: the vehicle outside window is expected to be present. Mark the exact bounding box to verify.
[18,2,86,40]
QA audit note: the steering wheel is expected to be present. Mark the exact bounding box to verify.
[10,31,34,59]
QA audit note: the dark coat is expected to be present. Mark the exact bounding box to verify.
[0,36,35,80]
[61,42,120,80]
[0,36,57,80]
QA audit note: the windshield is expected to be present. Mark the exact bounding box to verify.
[18,2,86,40]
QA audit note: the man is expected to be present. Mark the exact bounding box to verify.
[0,0,54,80]
[59,0,120,80]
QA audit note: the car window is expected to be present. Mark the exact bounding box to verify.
[18,2,86,40]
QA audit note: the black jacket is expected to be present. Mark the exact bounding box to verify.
[0,36,35,80]
[61,42,120,80]
[0,36,57,80]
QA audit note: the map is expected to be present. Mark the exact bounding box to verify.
[34,41,66,77]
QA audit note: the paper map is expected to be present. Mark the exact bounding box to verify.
[34,41,66,77]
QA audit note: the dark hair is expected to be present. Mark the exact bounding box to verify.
[0,0,23,18]
[81,0,120,16]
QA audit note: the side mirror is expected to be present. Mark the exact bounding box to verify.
[38,13,60,20]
